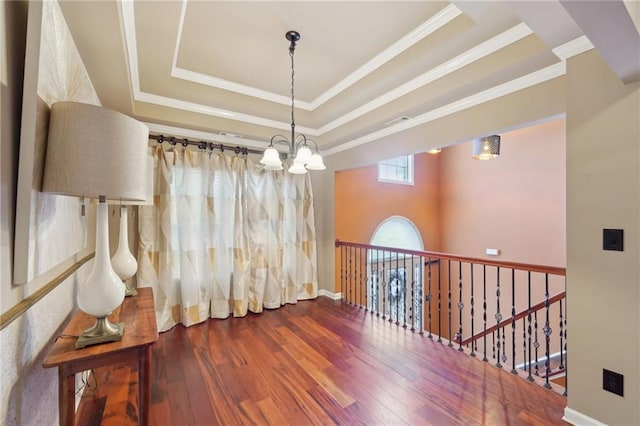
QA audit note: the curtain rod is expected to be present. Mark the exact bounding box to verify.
[149,134,265,156]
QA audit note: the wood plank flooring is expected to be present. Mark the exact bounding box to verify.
[77,297,567,425]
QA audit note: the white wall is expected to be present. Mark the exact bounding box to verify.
[565,49,640,425]
[0,2,87,424]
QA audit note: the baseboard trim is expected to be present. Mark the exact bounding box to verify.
[318,289,342,300]
[563,407,606,426]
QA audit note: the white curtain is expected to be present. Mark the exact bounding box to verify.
[137,146,318,332]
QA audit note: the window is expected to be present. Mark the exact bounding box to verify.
[378,155,414,185]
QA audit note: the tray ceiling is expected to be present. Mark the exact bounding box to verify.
[58,0,639,155]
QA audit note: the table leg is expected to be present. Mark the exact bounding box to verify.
[59,367,75,426]
[139,345,151,425]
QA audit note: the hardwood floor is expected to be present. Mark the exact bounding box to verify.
[77,297,567,425]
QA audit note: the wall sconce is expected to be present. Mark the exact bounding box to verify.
[427,148,442,154]
[42,102,148,348]
[472,135,500,160]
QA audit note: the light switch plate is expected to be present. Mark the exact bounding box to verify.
[603,229,623,251]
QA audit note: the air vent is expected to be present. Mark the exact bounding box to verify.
[384,116,411,126]
[218,131,243,138]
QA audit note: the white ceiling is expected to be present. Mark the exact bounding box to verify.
[58,0,640,155]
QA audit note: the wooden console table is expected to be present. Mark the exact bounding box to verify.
[43,287,158,425]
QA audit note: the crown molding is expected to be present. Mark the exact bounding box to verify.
[165,2,461,110]
[318,22,533,135]
[552,35,594,60]
[171,67,314,110]
[323,61,566,157]
[308,3,463,109]
[136,91,318,135]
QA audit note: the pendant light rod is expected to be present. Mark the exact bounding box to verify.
[260,30,325,173]
[287,30,299,157]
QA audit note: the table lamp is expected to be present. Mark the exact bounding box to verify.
[42,102,148,348]
[110,151,154,296]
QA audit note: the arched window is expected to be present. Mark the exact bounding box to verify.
[370,216,424,251]
[368,217,424,329]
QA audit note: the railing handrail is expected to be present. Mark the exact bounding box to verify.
[335,239,566,276]
[460,290,566,346]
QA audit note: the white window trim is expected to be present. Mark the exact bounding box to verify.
[377,155,414,186]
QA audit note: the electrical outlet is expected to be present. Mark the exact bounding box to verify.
[603,368,624,397]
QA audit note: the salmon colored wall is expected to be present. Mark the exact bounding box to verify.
[334,152,442,292]
[440,118,566,267]
[333,119,566,341]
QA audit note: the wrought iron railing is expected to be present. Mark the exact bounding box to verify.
[335,239,567,395]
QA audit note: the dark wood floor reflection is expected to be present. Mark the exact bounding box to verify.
[77,296,567,425]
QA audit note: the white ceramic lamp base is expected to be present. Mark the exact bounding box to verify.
[111,205,138,297]
[76,200,125,349]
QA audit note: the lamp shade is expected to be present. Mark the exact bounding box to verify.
[106,150,155,206]
[43,102,149,201]
[472,135,500,160]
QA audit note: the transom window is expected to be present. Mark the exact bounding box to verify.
[378,155,414,185]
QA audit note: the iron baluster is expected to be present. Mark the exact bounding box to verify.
[349,247,356,305]
[410,256,415,331]
[391,251,397,324]
[495,266,502,368]
[492,331,495,360]
[416,256,424,335]
[340,246,344,303]
[527,271,534,381]
[470,263,476,357]
[559,299,564,369]
[534,310,540,376]
[543,274,552,389]
[511,269,517,374]
[501,325,507,366]
[403,253,408,328]
[482,264,487,362]
[376,250,381,316]
[366,250,376,315]
[457,262,464,352]
[381,251,387,320]
[563,291,567,397]
[522,314,527,377]
[358,247,363,310]
[427,258,432,339]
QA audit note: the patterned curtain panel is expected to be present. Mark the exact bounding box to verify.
[138,146,318,331]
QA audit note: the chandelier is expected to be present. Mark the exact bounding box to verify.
[260,31,325,174]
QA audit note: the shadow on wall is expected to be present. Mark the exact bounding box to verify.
[6,306,74,425]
